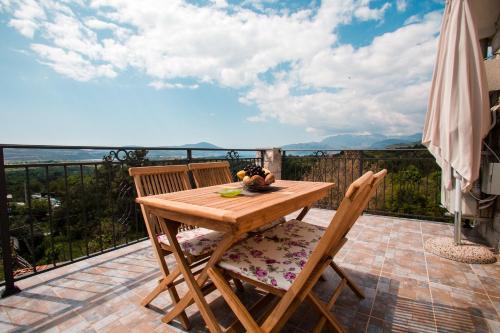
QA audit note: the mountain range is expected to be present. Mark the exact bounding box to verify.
[282,133,422,150]
[4,134,422,162]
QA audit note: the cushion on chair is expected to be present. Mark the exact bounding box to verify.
[218,219,325,291]
[158,228,225,257]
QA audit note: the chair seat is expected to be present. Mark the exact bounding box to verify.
[158,228,225,257]
[218,219,326,291]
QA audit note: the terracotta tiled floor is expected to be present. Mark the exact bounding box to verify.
[1,209,499,332]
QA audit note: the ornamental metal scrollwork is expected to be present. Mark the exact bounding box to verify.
[117,180,134,227]
[313,150,327,158]
[226,150,240,160]
[103,149,137,163]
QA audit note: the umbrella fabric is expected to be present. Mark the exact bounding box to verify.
[422,0,491,192]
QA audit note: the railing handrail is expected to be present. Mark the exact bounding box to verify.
[282,148,427,152]
[0,144,270,151]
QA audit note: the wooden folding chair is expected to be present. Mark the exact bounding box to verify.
[313,169,387,332]
[188,161,233,188]
[207,171,385,332]
[129,165,229,330]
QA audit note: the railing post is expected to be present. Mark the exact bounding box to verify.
[186,149,192,163]
[260,150,266,167]
[0,147,21,297]
[261,148,282,180]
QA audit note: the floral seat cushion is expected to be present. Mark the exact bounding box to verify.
[158,228,225,257]
[218,219,326,291]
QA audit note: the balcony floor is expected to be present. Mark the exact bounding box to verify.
[1,209,499,332]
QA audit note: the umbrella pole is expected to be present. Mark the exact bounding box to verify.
[453,171,462,245]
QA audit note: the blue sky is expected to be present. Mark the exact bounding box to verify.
[0,0,444,148]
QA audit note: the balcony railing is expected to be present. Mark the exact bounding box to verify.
[282,149,448,221]
[0,144,449,298]
[0,144,266,296]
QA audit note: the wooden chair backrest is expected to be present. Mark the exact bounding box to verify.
[188,161,233,188]
[129,165,194,237]
[345,169,387,233]
[129,165,192,197]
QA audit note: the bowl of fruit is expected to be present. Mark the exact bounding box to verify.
[237,164,275,192]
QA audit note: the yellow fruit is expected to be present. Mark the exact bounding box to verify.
[237,170,246,180]
[265,173,275,185]
[242,176,251,185]
[263,168,271,175]
[251,175,266,186]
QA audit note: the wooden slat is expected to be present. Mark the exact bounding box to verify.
[188,161,232,188]
[129,165,190,175]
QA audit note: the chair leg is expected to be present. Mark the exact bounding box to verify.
[165,281,191,330]
[312,279,347,333]
[141,267,191,330]
[330,262,364,299]
[208,267,264,333]
[233,278,245,292]
[163,223,223,333]
[307,292,346,333]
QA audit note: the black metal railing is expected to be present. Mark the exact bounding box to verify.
[0,144,266,296]
[282,149,448,221]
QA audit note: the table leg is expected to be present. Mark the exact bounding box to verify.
[161,220,239,332]
[295,205,311,221]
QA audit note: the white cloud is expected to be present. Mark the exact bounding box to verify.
[83,17,130,40]
[396,0,408,12]
[211,0,228,9]
[31,43,117,81]
[149,81,199,90]
[2,0,441,136]
[243,11,442,135]
[354,1,390,21]
[6,0,45,38]
[404,14,422,25]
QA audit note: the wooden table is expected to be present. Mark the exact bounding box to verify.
[137,179,334,332]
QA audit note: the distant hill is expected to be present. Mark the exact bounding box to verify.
[369,133,422,148]
[176,141,221,149]
[283,133,422,150]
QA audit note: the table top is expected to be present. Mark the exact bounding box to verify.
[137,180,334,232]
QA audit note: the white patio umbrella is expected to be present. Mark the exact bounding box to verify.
[422,0,491,245]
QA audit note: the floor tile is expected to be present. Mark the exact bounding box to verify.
[331,306,370,333]
[434,307,500,332]
[430,283,499,321]
[355,227,390,245]
[426,254,486,294]
[371,274,436,332]
[382,247,428,281]
[391,219,422,234]
[347,224,364,240]
[347,239,388,256]
[388,230,424,251]
[366,315,432,333]
[421,222,454,237]
[341,247,385,272]
[471,263,500,299]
